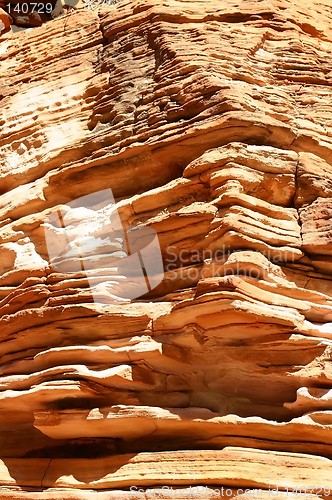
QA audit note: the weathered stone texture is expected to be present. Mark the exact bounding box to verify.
[0,0,332,497]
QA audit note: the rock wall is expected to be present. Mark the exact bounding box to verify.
[0,0,332,497]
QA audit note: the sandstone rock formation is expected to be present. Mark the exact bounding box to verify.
[0,0,332,497]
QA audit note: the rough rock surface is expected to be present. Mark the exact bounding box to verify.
[1,0,332,497]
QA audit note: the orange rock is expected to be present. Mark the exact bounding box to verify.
[0,0,332,497]
[0,7,11,32]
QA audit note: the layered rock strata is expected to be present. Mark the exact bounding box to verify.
[0,0,332,497]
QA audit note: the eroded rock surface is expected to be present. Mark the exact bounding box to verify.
[0,0,332,497]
